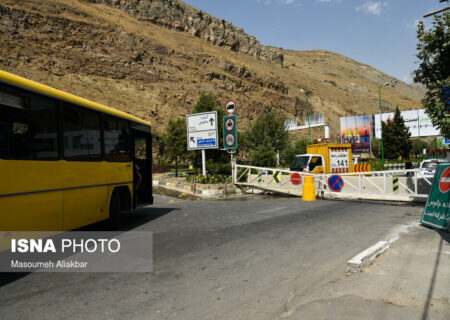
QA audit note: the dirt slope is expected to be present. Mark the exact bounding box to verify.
[0,0,424,140]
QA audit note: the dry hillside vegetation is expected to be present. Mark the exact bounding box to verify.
[0,0,424,140]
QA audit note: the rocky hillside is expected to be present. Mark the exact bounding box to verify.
[0,0,424,140]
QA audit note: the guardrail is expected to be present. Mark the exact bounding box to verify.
[234,164,433,199]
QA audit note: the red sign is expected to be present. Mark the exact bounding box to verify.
[439,167,450,193]
[225,100,237,115]
[291,173,302,185]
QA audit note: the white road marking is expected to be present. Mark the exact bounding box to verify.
[256,207,287,214]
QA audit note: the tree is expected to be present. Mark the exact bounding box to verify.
[251,142,277,167]
[411,138,429,158]
[164,118,187,177]
[382,107,412,160]
[281,139,308,166]
[371,138,382,158]
[245,111,289,167]
[413,12,450,137]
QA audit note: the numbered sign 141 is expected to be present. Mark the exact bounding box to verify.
[330,149,349,171]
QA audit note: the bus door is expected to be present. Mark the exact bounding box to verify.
[131,128,153,207]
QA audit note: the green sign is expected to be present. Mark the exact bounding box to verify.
[223,115,237,149]
[420,163,450,232]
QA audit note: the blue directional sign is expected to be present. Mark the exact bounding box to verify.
[328,175,344,192]
[445,137,450,145]
[197,138,216,147]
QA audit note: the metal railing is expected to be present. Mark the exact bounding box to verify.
[314,169,433,198]
[234,164,433,199]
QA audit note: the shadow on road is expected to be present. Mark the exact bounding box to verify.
[0,207,178,287]
[81,207,178,231]
[421,228,450,320]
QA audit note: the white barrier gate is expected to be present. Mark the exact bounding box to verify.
[234,164,433,200]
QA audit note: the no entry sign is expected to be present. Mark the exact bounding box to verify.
[291,173,302,185]
[328,175,344,192]
[439,167,450,193]
[421,163,450,231]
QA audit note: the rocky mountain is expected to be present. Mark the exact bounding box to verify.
[0,0,424,141]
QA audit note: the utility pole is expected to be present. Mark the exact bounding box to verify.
[379,86,385,167]
[301,89,312,143]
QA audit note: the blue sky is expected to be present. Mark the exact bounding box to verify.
[182,0,446,83]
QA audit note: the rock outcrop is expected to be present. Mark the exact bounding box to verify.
[85,0,284,66]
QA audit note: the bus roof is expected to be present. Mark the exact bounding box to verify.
[0,70,151,127]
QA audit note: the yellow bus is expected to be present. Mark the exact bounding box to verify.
[0,70,154,231]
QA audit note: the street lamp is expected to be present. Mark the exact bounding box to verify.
[301,89,312,143]
[378,83,389,167]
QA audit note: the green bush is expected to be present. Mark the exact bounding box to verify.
[186,174,232,184]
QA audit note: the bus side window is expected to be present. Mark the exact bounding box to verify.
[104,117,131,162]
[63,104,101,160]
[0,90,58,160]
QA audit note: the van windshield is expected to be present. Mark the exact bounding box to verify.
[291,156,310,171]
[421,161,439,170]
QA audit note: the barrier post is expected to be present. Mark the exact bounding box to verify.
[302,176,316,201]
[393,177,399,193]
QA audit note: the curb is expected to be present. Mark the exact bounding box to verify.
[346,221,420,274]
[153,180,243,198]
[346,241,390,273]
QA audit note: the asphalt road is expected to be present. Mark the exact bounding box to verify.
[0,193,426,320]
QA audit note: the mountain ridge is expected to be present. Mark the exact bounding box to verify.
[0,0,424,141]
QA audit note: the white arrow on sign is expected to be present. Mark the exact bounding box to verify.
[187,112,217,132]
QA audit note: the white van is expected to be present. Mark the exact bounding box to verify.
[418,159,447,178]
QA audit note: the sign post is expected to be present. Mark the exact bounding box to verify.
[186,111,218,176]
[224,100,238,180]
[420,163,450,231]
[223,115,237,150]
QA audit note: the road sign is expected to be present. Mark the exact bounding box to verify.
[186,111,218,150]
[445,137,450,145]
[225,117,235,131]
[328,175,344,192]
[329,148,350,173]
[225,133,235,147]
[225,100,237,115]
[273,171,281,183]
[439,167,450,193]
[223,115,237,149]
[291,173,302,185]
[421,163,450,231]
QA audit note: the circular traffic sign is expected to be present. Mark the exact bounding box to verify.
[225,133,236,147]
[225,117,235,131]
[225,100,237,115]
[328,175,344,192]
[291,173,302,185]
[439,167,450,193]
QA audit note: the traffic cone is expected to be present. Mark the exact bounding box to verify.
[302,176,316,201]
